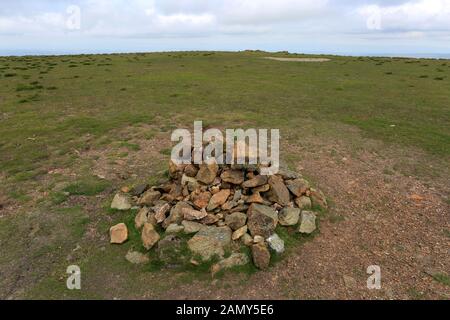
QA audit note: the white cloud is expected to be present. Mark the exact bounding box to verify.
[357,0,450,31]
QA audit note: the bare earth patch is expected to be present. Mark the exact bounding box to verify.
[264,57,331,62]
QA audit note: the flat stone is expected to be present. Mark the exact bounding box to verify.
[279,207,300,226]
[207,189,231,211]
[253,184,270,193]
[253,235,265,243]
[251,242,270,269]
[286,178,310,197]
[242,175,268,188]
[200,214,220,225]
[220,170,244,185]
[298,211,317,234]
[225,212,247,230]
[247,203,278,238]
[183,207,208,221]
[110,223,128,244]
[141,222,160,250]
[266,233,285,253]
[166,224,185,234]
[111,193,132,210]
[232,225,248,240]
[187,226,232,261]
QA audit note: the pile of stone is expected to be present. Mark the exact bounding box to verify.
[109,159,327,273]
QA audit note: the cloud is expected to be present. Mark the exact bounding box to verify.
[0,0,450,55]
[357,0,450,32]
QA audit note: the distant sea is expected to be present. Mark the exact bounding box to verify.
[1,49,450,60]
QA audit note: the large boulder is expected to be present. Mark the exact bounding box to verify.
[187,226,232,261]
[266,175,290,205]
[247,203,278,238]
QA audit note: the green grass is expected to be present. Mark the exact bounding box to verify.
[63,177,111,196]
[432,273,450,287]
[0,51,449,299]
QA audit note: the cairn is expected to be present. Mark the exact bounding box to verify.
[110,157,327,272]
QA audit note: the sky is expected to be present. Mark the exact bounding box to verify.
[1,0,450,56]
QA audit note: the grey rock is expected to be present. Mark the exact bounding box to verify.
[166,224,185,234]
[187,226,232,261]
[247,203,278,238]
[111,193,132,210]
[298,211,317,234]
[266,233,285,253]
[225,212,247,230]
[182,220,204,234]
[295,196,312,210]
[279,207,300,226]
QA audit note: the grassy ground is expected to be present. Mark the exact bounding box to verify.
[0,51,449,299]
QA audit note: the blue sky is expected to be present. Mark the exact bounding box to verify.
[1,0,450,56]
